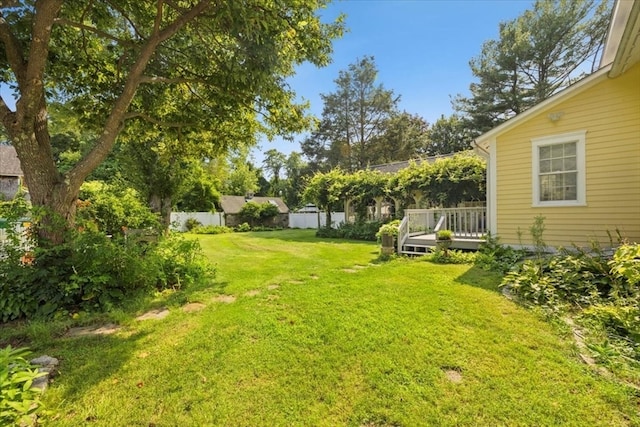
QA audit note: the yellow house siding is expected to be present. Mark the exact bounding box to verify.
[495,62,640,248]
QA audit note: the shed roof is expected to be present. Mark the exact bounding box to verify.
[0,145,23,177]
[220,195,289,214]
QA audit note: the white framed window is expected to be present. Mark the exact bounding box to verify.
[531,131,586,207]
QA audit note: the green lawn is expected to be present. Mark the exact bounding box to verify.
[31,230,639,425]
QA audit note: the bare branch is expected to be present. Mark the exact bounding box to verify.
[54,18,135,46]
[0,10,27,84]
[154,1,163,35]
[0,95,16,132]
[16,0,63,127]
[104,0,147,40]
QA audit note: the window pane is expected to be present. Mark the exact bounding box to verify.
[565,172,577,186]
[539,145,551,160]
[564,142,576,156]
[551,158,564,171]
[565,156,577,171]
[540,159,551,173]
[551,144,564,158]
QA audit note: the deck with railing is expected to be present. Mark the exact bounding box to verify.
[397,207,487,255]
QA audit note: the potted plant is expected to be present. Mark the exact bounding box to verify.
[435,229,453,253]
[376,220,400,255]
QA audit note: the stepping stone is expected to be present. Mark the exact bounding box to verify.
[66,323,121,337]
[212,295,236,304]
[136,308,170,321]
[182,302,206,313]
[342,268,358,273]
[267,284,280,290]
[444,369,463,383]
[244,290,261,297]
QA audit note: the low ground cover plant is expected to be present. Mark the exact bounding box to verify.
[0,346,46,426]
[503,241,640,384]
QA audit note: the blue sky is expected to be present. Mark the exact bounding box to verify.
[0,1,536,166]
[254,0,535,165]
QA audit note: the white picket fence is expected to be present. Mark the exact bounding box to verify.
[170,211,346,231]
[289,212,345,229]
[170,212,225,231]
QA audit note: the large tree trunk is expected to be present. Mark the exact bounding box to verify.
[149,193,173,230]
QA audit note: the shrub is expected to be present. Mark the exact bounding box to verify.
[191,225,233,234]
[153,235,215,290]
[76,181,160,235]
[0,219,215,321]
[436,229,453,240]
[376,220,400,240]
[474,233,526,274]
[236,222,252,232]
[239,201,279,227]
[426,249,477,264]
[184,218,202,231]
[0,346,46,426]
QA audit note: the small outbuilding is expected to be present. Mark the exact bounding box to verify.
[220,195,289,228]
[0,145,24,200]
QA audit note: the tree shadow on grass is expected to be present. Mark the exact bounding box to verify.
[454,265,503,293]
[48,329,150,402]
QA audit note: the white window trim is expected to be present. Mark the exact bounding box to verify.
[531,130,586,207]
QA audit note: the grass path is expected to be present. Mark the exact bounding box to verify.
[39,230,638,426]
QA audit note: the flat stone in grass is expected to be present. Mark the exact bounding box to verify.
[445,370,463,383]
[442,366,463,383]
[136,308,170,321]
[212,294,236,304]
[244,290,261,297]
[66,323,121,337]
[267,284,280,290]
[30,355,59,390]
[182,302,206,313]
[342,268,358,273]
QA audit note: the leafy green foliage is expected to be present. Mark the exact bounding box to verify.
[184,218,203,231]
[1,1,344,246]
[426,249,477,265]
[436,229,453,240]
[191,225,234,235]
[239,201,280,227]
[376,220,401,239]
[0,346,45,426]
[235,223,252,232]
[317,221,383,241]
[77,181,160,236]
[503,242,640,370]
[475,233,527,274]
[301,56,400,171]
[0,213,214,321]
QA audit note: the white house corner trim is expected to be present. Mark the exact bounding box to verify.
[489,139,498,235]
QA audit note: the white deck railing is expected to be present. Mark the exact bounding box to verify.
[397,207,487,250]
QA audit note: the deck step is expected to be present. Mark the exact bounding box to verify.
[400,244,434,255]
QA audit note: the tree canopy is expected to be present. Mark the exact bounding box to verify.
[0,0,343,243]
[454,0,611,133]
